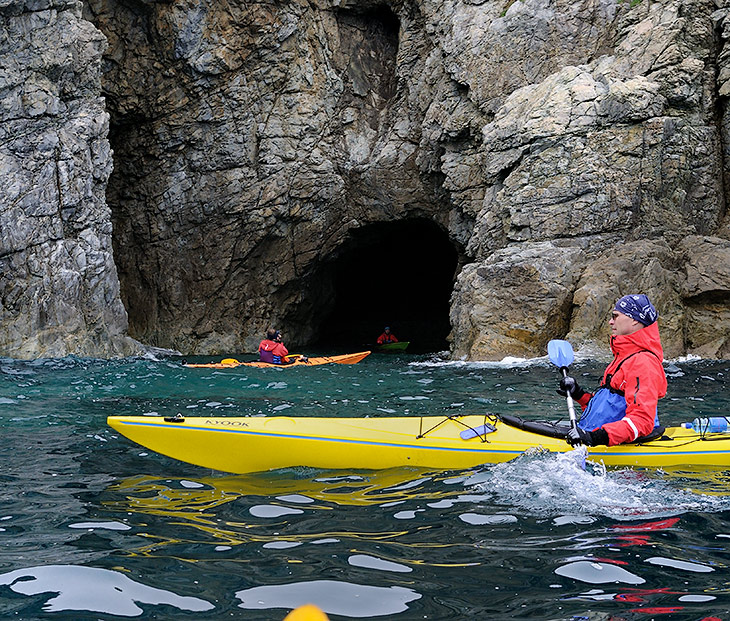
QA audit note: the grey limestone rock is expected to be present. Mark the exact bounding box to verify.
[0,0,141,358]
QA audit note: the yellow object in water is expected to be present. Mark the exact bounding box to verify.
[107,413,730,474]
[284,604,329,621]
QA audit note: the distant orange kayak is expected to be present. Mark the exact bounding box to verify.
[184,351,371,369]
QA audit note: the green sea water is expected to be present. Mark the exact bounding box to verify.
[1,350,730,620]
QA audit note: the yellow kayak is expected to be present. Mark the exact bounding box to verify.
[184,351,371,369]
[106,414,730,474]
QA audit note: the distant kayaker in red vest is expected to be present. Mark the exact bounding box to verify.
[376,326,399,345]
[559,294,667,447]
[258,328,290,364]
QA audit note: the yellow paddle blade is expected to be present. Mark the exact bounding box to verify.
[220,358,240,365]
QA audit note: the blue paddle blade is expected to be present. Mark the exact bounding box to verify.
[548,339,574,368]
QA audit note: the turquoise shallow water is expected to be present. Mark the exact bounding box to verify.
[1,351,730,620]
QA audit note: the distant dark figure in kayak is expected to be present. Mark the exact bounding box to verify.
[559,294,667,447]
[258,328,290,364]
[376,326,399,345]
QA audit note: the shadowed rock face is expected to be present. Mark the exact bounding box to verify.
[2,0,730,360]
[90,0,462,354]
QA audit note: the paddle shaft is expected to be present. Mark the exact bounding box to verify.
[560,366,578,432]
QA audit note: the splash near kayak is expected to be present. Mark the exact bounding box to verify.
[106,413,730,474]
[183,351,371,368]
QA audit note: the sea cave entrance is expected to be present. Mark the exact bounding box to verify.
[311,218,460,353]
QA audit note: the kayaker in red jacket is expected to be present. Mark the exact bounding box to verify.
[377,326,399,344]
[559,294,667,447]
[258,328,290,364]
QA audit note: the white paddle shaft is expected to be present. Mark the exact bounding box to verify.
[561,367,578,431]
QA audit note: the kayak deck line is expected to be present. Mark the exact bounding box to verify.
[110,418,524,455]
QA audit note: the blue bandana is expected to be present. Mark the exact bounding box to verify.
[614,294,657,326]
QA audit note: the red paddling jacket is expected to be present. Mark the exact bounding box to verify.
[258,339,289,364]
[575,321,667,445]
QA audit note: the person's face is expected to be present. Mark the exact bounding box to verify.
[609,310,642,336]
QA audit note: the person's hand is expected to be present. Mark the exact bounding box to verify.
[557,375,585,400]
[566,426,593,446]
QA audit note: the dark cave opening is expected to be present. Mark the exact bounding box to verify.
[311,219,460,354]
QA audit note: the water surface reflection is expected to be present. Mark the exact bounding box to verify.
[0,565,213,616]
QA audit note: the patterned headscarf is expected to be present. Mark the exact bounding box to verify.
[614,294,658,326]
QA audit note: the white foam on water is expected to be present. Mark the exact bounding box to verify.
[465,449,730,520]
[410,356,539,369]
[266,381,287,390]
[673,354,704,363]
[411,349,713,371]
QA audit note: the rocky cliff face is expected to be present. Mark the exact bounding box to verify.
[0,0,139,357]
[2,0,730,360]
[449,0,730,360]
